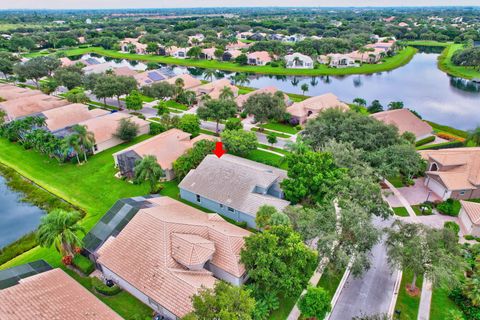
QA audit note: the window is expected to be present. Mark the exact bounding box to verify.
[228,207,234,212]
[94,144,98,151]
[196,194,201,203]
[459,190,466,195]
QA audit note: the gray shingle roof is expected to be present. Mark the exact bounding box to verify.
[179,154,289,217]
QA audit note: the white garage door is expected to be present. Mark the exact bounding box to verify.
[427,178,447,199]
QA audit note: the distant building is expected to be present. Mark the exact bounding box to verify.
[286,93,349,124]
[85,18,92,24]
[41,103,109,132]
[247,51,272,66]
[120,37,147,54]
[164,74,202,90]
[194,79,239,101]
[235,86,292,110]
[284,52,314,69]
[326,53,358,68]
[371,109,433,141]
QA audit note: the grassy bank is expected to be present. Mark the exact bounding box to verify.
[394,270,423,320]
[25,46,418,77]
[437,44,480,80]
[430,287,463,320]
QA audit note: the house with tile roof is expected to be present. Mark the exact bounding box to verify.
[285,52,314,69]
[0,83,42,101]
[371,108,433,141]
[235,86,292,110]
[112,129,216,180]
[247,51,272,66]
[41,103,110,132]
[420,148,480,200]
[201,47,217,60]
[179,154,290,228]
[93,196,250,319]
[222,49,242,61]
[194,78,239,101]
[133,69,169,87]
[286,93,349,124]
[120,37,147,54]
[0,92,70,122]
[164,74,202,90]
[0,261,122,320]
[459,200,480,237]
[55,113,149,154]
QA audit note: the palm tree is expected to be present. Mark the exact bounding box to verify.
[37,209,85,258]
[232,73,250,86]
[291,76,300,86]
[301,83,309,95]
[63,134,82,164]
[72,124,95,162]
[134,155,165,193]
[219,86,235,100]
[203,69,217,82]
[463,274,480,306]
[310,77,318,87]
[293,56,302,67]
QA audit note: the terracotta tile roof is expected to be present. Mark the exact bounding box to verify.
[421,148,480,190]
[0,84,42,101]
[164,74,202,90]
[0,268,122,320]
[224,49,242,59]
[286,93,348,119]
[113,66,138,77]
[0,93,70,120]
[60,57,74,67]
[179,154,290,217]
[226,41,251,50]
[247,51,272,62]
[235,86,289,108]
[460,200,480,225]
[78,113,149,144]
[96,196,250,318]
[113,128,216,170]
[371,109,433,138]
[43,103,109,131]
[195,79,239,100]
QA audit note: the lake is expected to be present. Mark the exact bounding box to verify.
[77,51,480,130]
[0,175,45,249]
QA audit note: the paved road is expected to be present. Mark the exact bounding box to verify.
[329,218,397,320]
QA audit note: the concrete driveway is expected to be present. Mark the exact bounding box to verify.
[329,217,398,320]
[385,178,441,207]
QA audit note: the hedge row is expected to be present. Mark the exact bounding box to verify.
[416,140,464,150]
[91,277,122,296]
[415,135,436,147]
[73,254,95,275]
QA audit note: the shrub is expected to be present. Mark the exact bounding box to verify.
[225,117,243,131]
[444,221,460,235]
[240,111,247,119]
[91,277,122,296]
[115,118,139,142]
[436,132,465,142]
[437,199,461,216]
[270,61,279,67]
[465,235,475,240]
[415,136,435,147]
[149,122,166,135]
[0,232,37,266]
[73,254,95,275]
[417,141,465,150]
[295,125,302,131]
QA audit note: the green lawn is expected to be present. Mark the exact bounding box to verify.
[437,43,480,80]
[0,135,153,270]
[392,207,410,217]
[269,294,299,320]
[394,270,423,320]
[164,100,189,111]
[245,149,288,170]
[430,287,463,320]
[63,268,152,319]
[405,40,450,47]
[317,265,345,300]
[25,46,418,77]
[388,176,405,188]
[251,127,291,139]
[260,121,299,135]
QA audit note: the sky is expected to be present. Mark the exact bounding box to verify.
[0,0,479,10]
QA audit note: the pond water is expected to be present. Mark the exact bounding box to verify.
[0,175,45,249]
[77,50,480,130]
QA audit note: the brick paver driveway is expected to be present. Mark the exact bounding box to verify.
[385,178,441,207]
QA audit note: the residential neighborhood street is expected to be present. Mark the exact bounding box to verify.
[329,217,398,320]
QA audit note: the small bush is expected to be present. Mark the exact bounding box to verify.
[295,125,302,131]
[417,141,464,150]
[240,111,247,119]
[444,221,460,235]
[149,122,166,135]
[91,277,122,296]
[270,61,279,67]
[73,254,95,275]
[415,136,435,147]
[437,199,461,216]
[465,235,475,240]
[436,132,465,142]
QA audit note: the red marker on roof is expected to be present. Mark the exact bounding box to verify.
[213,141,226,158]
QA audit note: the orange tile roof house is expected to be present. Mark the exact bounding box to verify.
[194,78,239,101]
[0,84,42,101]
[459,200,480,237]
[0,93,70,122]
[41,103,110,132]
[371,109,433,141]
[420,148,480,200]
[164,74,202,90]
[75,113,149,154]
[0,261,121,320]
[113,129,216,180]
[247,51,272,66]
[179,154,290,228]
[92,196,250,319]
[286,93,349,124]
[235,86,292,110]
[120,37,147,54]
[133,69,169,87]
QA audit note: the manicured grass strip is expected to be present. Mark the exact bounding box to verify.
[64,268,152,319]
[316,264,345,300]
[245,149,287,170]
[268,294,298,320]
[394,270,423,320]
[164,100,189,110]
[0,135,153,270]
[87,100,119,110]
[405,40,450,47]
[437,43,480,80]
[258,144,289,155]
[25,46,418,77]
[392,207,410,217]
[427,121,468,139]
[260,121,299,135]
[430,287,463,320]
[388,176,404,188]
[251,127,291,139]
